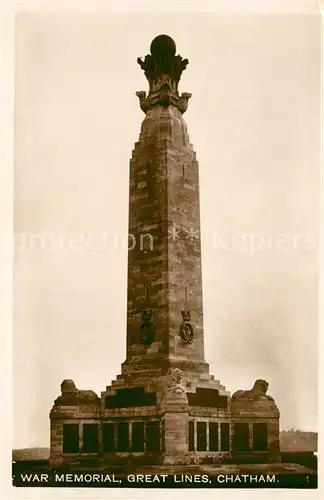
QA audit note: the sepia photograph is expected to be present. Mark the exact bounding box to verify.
[10,0,320,493]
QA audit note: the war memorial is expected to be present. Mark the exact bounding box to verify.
[49,34,280,468]
[12,35,317,489]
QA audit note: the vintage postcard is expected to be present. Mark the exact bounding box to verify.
[6,0,322,497]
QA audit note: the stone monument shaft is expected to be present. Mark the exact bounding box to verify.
[123,35,208,377]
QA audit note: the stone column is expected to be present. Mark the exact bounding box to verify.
[98,421,103,457]
[114,422,118,451]
[49,420,63,465]
[161,368,189,465]
[268,418,281,461]
[129,422,132,451]
[248,422,253,451]
[79,421,83,453]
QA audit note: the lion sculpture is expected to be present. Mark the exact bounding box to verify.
[231,379,274,402]
[55,379,99,404]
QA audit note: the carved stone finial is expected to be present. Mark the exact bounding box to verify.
[136,34,191,114]
[150,34,176,59]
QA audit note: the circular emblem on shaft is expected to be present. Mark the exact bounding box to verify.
[180,322,194,344]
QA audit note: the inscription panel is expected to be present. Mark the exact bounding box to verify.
[188,388,228,409]
[105,387,157,409]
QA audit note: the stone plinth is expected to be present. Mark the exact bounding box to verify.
[49,380,101,465]
[125,104,206,373]
[230,379,280,462]
[160,368,189,464]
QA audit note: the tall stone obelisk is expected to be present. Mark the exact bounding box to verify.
[122,35,209,381]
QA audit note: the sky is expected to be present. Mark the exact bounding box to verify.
[13,7,320,448]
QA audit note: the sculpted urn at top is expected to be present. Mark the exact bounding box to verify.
[136,34,191,114]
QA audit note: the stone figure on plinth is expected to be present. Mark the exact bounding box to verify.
[166,367,186,395]
[232,379,275,402]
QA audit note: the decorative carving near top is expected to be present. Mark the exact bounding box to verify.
[231,379,275,402]
[136,34,191,114]
[180,309,194,344]
[140,308,155,345]
[166,367,186,395]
